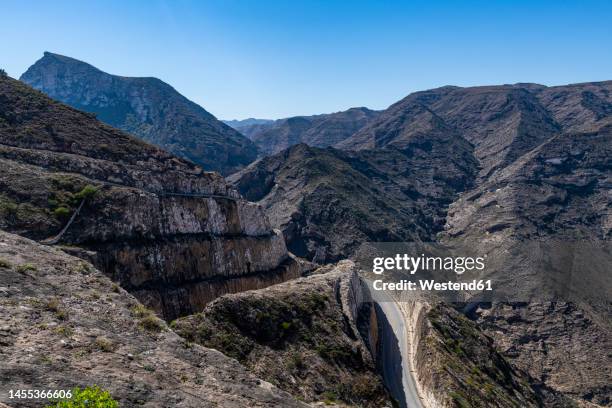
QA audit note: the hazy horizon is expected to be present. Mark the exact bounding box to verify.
[2,0,612,119]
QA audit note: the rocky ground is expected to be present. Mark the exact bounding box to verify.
[473,302,611,406]
[0,230,306,407]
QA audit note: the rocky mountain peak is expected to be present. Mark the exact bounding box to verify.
[21,53,257,175]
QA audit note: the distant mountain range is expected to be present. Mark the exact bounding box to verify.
[338,82,612,175]
[20,52,257,175]
[228,107,380,156]
[223,118,274,129]
[233,81,612,257]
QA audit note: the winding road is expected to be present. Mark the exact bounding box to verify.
[375,292,424,408]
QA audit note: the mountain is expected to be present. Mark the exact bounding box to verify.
[241,107,379,156]
[339,81,612,180]
[335,103,460,151]
[20,52,257,175]
[0,74,298,320]
[229,137,477,262]
[441,118,612,405]
[4,60,611,407]
[224,117,274,130]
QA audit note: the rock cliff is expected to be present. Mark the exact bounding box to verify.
[0,75,298,320]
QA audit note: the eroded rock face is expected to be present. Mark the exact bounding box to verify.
[173,261,392,407]
[473,303,611,406]
[20,52,257,175]
[0,231,307,408]
[0,75,297,320]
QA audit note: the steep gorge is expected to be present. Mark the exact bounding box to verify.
[230,80,612,406]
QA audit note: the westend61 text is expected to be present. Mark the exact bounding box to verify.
[372,279,493,291]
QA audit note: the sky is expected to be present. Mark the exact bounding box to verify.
[2,1,612,120]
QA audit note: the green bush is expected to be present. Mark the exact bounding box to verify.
[132,304,164,332]
[46,386,119,407]
[54,206,71,218]
[74,185,98,201]
[16,263,37,273]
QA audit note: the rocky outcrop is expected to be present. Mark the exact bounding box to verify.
[0,230,307,408]
[239,107,379,156]
[410,303,541,408]
[173,261,392,407]
[20,52,257,175]
[0,75,298,320]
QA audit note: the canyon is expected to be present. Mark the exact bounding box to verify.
[1,61,611,407]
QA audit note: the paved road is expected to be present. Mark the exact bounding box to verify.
[376,295,424,408]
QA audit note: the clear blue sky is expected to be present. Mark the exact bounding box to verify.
[2,1,611,119]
